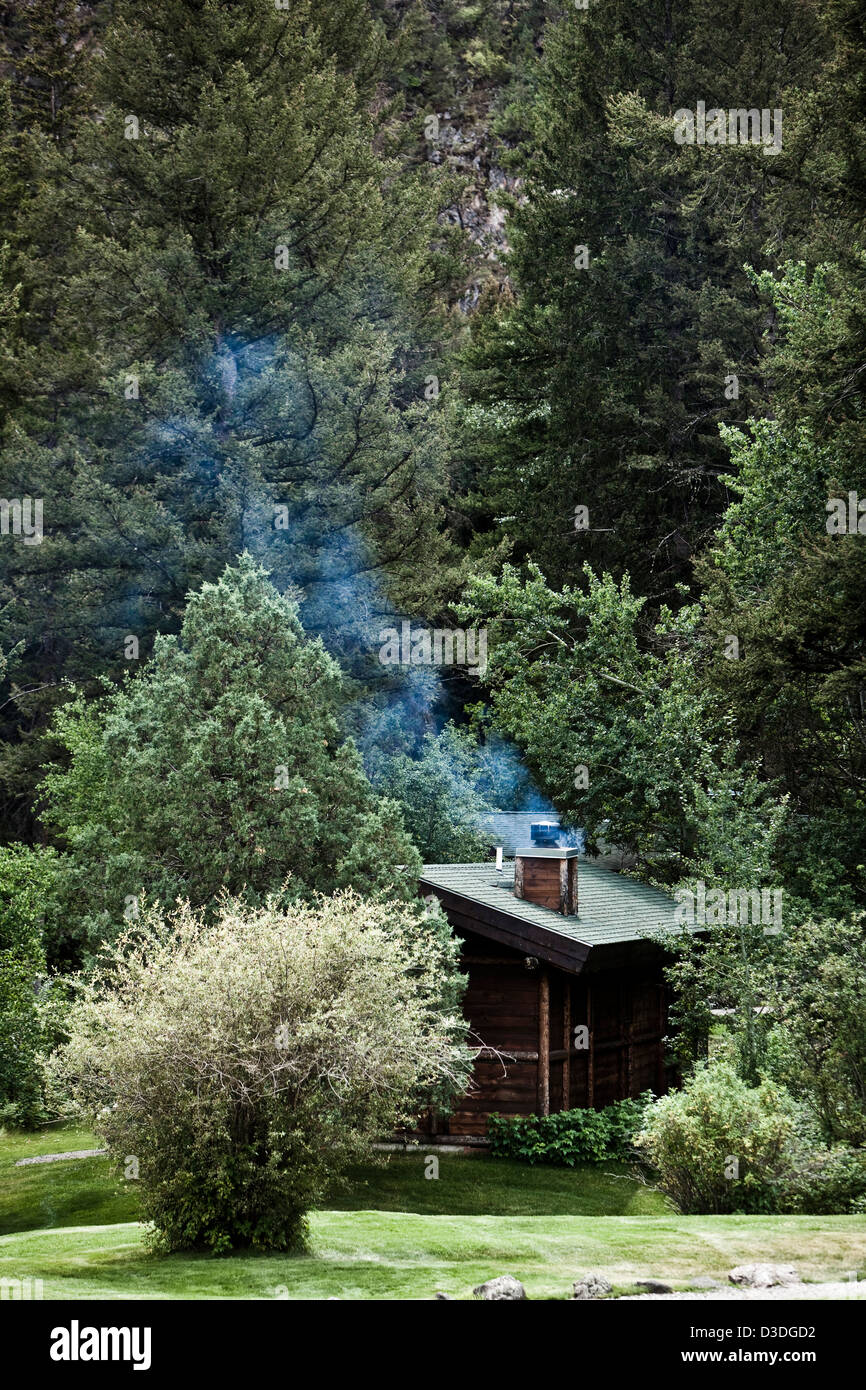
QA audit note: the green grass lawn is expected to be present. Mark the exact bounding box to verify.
[0,1126,668,1232]
[328,1150,668,1216]
[3,1127,865,1299]
[4,1214,866,1301]
[0,1126,135,1235]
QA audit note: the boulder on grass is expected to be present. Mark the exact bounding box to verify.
[728,1264,802,1289]
[572,1273,613,1301]
[472,1275,527,1301]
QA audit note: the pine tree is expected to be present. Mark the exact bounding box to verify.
[696,6,866,910]
[38,556,422,964]
[0,0,461,837]
[0,0,97,141]
[461,0,826,604]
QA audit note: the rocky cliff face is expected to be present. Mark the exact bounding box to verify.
[428,109,520,312]
[371,0,546,314]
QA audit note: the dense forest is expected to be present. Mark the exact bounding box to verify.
[0,0,865,1177]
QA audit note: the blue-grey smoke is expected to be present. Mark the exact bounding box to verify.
[147,337,575,833]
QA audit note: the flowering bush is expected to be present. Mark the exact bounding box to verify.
[53,892,470,1252]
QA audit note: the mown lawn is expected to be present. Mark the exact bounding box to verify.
[4,1214,866,1301]
[327,1150,668,1216]
[0,1126,135,1235]
[3,1127,865,1300]
[0,1126,668,1233]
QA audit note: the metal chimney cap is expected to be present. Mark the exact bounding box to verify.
[529,820,561,847]
[515,845,580,859]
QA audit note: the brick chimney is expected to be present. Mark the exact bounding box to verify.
[514,845,579,915]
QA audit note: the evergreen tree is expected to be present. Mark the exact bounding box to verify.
[368,723,494,862]
[698,267,866,910]
[38,556,422,964]
[459,560,783,881]
[0,0,98,140]
[461,0,825,603]
[0,0,463,838]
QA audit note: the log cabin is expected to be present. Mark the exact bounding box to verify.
[419,828,682,1139]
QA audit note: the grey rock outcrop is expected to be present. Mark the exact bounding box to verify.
[572,1272,613,1300]
[472,1274,527,1300]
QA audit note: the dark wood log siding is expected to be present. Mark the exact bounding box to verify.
[444,926,670,1136]
[537,972,550,1115]
[449,955,540,1134]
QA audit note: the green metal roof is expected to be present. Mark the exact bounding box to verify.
[420,859,681,955]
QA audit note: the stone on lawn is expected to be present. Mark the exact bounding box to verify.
[572,1273,613,1300]
[472,1275,527,1300]
[728,1263,802,1289]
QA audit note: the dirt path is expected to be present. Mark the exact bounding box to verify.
[15,1149,106,1166]
[618,1282,866,1300]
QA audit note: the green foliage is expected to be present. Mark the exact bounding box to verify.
[660,765,788,1085]
[52,892,470,1253]
[460,561,785,885]
[370,0,546,111]
[768,914,866,1145]
[777,1145,866,1217]
[368,724,494,862]
[38,558,421,961]
[460,0,826,596]
[634,1062,798,1214]
[0,0,863,1251]
[488,1095,653,1167]
[698,266,866,896]
[688,254,866,1107]
[662,921,779,1087]
[0,842,65,1124]
[460,562,707,865]
[0,0,98,140]
[0,0,463,834]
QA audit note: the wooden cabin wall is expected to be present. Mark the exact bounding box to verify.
[446,930,540,1136]
[443,928,670,1137]
[566,971,668,1109]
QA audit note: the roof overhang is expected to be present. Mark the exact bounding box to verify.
[420,877,591,975]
